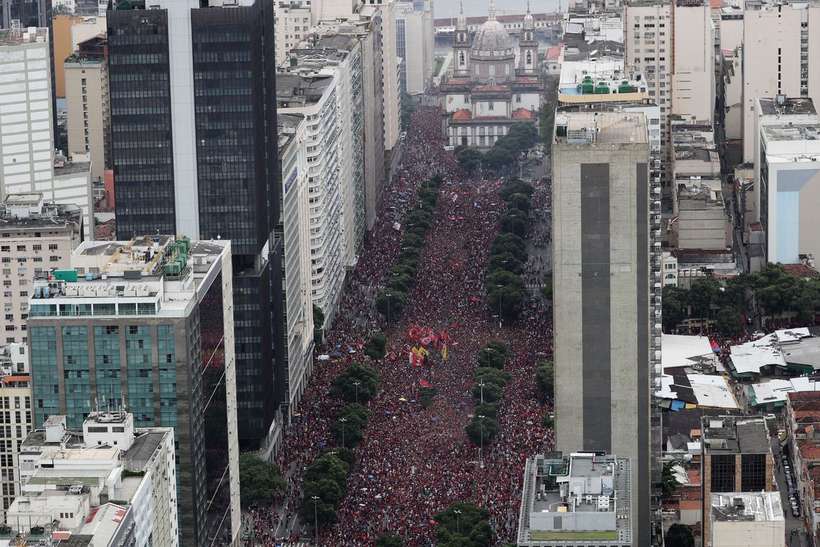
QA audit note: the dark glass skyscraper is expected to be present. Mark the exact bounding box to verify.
[0,0,50,28]
[108,0,285,450]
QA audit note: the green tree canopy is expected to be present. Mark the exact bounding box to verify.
[238,453,286,508]
[375,535,405,547]
[365,332,388,360]
[535,360,554,401]
[664,524,694,547]
[331,363,380,403]
[435,502,493,547]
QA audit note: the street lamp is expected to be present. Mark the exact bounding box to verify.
[478,381,486,405]
[311,495,320,546]
[339,417,348,447]
[495,284,504,328]
[352,380,361,403]
[477,415,486,469]
[385,291,393,325]
[453,508,462,535]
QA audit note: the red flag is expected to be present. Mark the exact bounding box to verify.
[419,379,433,389]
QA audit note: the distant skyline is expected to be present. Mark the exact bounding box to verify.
[434,0,561,19]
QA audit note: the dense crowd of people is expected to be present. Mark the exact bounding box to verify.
[252,107,554,546]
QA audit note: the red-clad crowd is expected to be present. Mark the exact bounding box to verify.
[252,107,554,546]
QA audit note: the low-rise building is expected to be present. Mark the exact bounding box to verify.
[674,177,731,251]
[729,327,820,380]
[8,411,177,545]
[700,416,776,545]
[0,365,32,524]
[710,492,785,547]
[516,452,632,546]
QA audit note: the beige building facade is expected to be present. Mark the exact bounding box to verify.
[65,52,109,181]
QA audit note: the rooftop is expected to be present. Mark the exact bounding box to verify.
[759,96,817,117]
[762,122,820,143]
[0,27,48,46]
[558,59,648,103]
[701,416,770,454]
[711,492,784,522]
[554,112,648,146]
[28,236,229,319]
[1,194,83,232]
[275,72,334,108]
[517,453,631,546]
[730,328,820,376]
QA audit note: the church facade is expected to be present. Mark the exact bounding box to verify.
[440,1,543,148]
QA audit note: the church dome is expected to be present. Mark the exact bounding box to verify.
[471,19,514,58]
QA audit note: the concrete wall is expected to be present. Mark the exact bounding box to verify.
[711,519,785,547]
[673,4,715,124]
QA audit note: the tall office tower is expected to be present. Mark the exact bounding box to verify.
[0,193,83,346]
[0,28,95,239]
[108,0,287,452]
[552,111,656,545]
[27,236,241,546]
[742,0,820,162]
[65,35,109,182]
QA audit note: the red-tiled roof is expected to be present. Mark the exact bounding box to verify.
[546,46,561,60]
[473,84,510,93]
[782,263,820,278]
[512,108,535,120]
[452,109,472,121]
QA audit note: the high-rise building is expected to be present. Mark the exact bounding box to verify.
[65,35,109,182]
[552,111,655,545]
[0,0,50,28]
[10,411,178,545]
[52,13,105,99]
[26,236,241,546]
[742,0,820,162]
[107,0,287,452]
[0,193,83,347]
[0,28,95,240]
[700,416,776,546]
[395,1,434,96]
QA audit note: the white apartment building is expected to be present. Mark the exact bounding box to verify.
[275,72,345,323]
[277,114,316,422]
[742,0,820,162]
[64,45,109,182]
[0,27,94,240]
[11,411,178,546]
[274,1,313,65]
[0,193,83,346]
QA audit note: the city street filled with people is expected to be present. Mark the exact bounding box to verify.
[250,107,554,545]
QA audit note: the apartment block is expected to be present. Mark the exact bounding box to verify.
[0,193,83,347]
[275,72,345,324]
[552,111,655,545]
[786,392,820,537]
[274,0,312,64]
[52,13,105,98]
[671,0,715,125]
[742,0,820,161]
[26,236,240,546]
[10,411,177,546]
[65,35,109,182]
[395,1,434,96]
[276,114,316,431]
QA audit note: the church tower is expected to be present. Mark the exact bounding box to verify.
[518,1,538,75]
[453,0,470,77]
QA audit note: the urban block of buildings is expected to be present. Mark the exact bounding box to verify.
[26,235,240,545]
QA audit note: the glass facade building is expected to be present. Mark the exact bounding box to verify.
[108,0,286,450]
